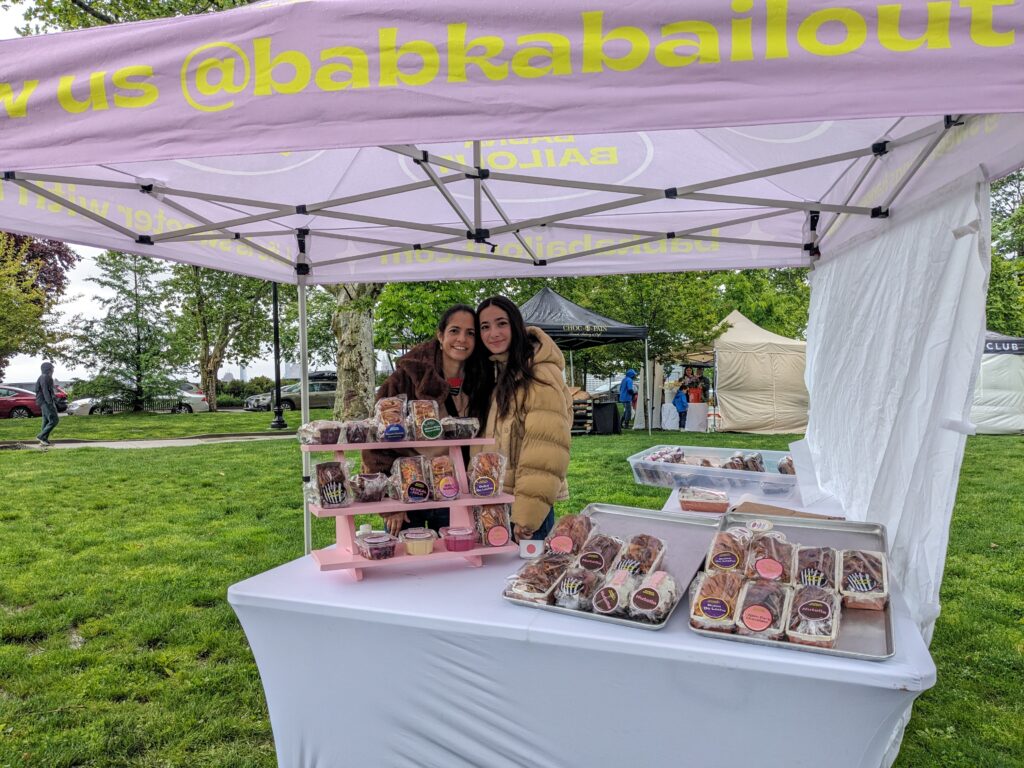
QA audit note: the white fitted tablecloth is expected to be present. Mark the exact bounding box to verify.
[229,552,934,768]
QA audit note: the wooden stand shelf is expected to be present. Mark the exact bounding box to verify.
[305,437,517,579]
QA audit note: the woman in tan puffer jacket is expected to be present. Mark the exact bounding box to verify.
[476,296,573,541]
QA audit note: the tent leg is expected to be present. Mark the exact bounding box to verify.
[299,279,312,556]
[645,338,651,436]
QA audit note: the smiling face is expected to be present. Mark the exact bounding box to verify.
[437,310,476,366]
[478,305,512,355]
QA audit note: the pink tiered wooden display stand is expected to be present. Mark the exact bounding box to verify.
[301,437,517,580]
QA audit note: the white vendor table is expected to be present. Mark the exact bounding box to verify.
[229,552,934,768]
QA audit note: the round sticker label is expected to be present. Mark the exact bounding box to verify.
[632,587,660,611]
[798,599,832,622]
[437,476,460,500]
[711,552,739,570]
[746,519,774,533]
[578,551,606,571]
[407,481,429,502]
[593,586,620,614]
[699,597,731,620]
[420,418,442,439]
[473,477,496,496]
[741,604,774,632]
[486,525,510,547]
[549,534,574,553]
[382,423,406,441]
[755,558,784,580]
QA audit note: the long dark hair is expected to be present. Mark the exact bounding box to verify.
[476,295,537,420]
[436,304,491,422]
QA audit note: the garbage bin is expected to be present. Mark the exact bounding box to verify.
[592,402,621,435]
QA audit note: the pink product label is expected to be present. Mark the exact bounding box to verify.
[755,558,784,580]
[578,551,605,571]
[549,535,574,554]
[437,477,460,499]
[711,552,739,570]
[741,604,773,632]
[649,572,666,589]
[631,587,660,611]
[699,597,730,620]
[520,540,542,557]
[593,587,619,614]
[407,481,429,502]
[798,599,832,622]
[473,478,496,496]
[486,525,510,547]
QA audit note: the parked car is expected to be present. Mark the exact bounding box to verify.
[67,390,209,416]
[0,385,68,418]
[7,381,70,412]
[245,373,337,411]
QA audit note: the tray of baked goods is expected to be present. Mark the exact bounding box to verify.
[502,504,720,630]
[687,512,894,660]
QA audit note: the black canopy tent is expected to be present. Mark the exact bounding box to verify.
[519,287,651,432]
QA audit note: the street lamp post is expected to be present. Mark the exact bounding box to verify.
[270,281,288,430]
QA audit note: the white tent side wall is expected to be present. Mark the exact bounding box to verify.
[804,177,990,636]
[971,353,1024,434]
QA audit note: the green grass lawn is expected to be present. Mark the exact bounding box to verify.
[0,432,1021,767]
[0,409,336,443]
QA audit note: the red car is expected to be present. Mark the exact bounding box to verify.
[0,385,68,418]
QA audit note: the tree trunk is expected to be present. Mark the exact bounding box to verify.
[327,283,383,420]
[200,360,220,411]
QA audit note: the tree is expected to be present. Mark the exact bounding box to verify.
[988,171,1024,336]
[76,251,179,410]
[326,283,384,420]
[279,285,337,370]
[0,235,46,378]
[165,266,272,410]
[718,268,811,339]
[2,0,248,33]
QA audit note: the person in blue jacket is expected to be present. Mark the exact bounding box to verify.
[618,369,638,429]
[672,382,689,430]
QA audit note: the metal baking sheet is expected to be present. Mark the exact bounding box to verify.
[686,512,894,660]
[502,503,720,631]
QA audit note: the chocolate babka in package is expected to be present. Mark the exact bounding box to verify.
[611,533,666,578]
[628,571,679,623]
[688,571,743,632]
[795,546,840,590]
[440,416,479,440]
[388,456,431,503]
[840,549,889,610]
[743,531,795,583]
[297,420,345,445]
[574,533,624,575]
[374,395,408,442]
[407,399,443,440]
[736,580,792,640]
[553,567,602,611]
[308,459,353,509]
[545,513,593,555]
[505,552,574,604]
[591,569,638,616]
[786,585,842,648]
[704,527,752,574]
[467,452,507,497]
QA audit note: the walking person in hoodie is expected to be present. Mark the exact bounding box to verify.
[618,368,638,430]
[35,361,59,446]
[475,296,573,542]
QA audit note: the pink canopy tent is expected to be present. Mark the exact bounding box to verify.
[1,0,1022,674]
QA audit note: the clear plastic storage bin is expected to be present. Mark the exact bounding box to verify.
[627,445,798,501]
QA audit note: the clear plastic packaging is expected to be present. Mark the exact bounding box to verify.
[736,580,792,639]
[429,455,460,501]
[473,504,512,547]
[467,452,507,497]
[344,419,374,444]
[350,472,389,503]
[628,571,679,623]
[612,534,665,577]
[313,460,352,509]
[400,527,437,556]
[795,546,840,590]
[297,420,345,445]
[777,455,796,475]
[441,416,480,440]
[389,456,431,503]
[678,486,730,513]
[627,445,798,500]
[505,552,573,603]
[705,527,752,574]
[591,569,637,616]
[407,399,443,440]
[440,526,478,552]
[787,585,841,648]
[688,571,743,632]
[553,567,602,611]
[742,452,766,472]
[840,550,889,610]
[374,395,408,442]
[357,532,398,560]
[545,514,593,555]
[575,533,624,575]
[744,532,795,583]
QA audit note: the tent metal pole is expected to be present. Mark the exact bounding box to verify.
[316,234,467,267]
[646,338,652,436]
[480,183,541,264]
[879,117,962,212]
[9,180,138,239]
[488,193,662,236]
[156,196,292,265]
[418,159,474,230]
[151,208,293,242]
[473,141,482,232]
[298,277,312,556]
[308,175,463,212]
[681,192,875,216]
[313,209,466,237]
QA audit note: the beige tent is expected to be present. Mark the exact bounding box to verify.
[714,311,808,434]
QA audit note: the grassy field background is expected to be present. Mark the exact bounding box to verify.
[0,424,1021,767]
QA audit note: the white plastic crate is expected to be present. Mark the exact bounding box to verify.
[628,445,798,501]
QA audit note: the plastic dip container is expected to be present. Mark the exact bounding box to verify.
[357,533,397,560]
[440,526,477,552]
[400,528,438,556]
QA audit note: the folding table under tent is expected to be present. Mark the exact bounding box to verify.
[971,331,1024,434]
[518,286,651,431]
[2,2,1023,765]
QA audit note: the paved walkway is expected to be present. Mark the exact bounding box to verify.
[3,432,297,451]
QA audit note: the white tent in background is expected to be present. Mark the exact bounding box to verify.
[714,310,808,434]
[971,332,1024,434]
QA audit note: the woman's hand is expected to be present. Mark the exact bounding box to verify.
[384,511,409,536]
[513,523,535,542]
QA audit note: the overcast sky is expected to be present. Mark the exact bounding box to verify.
[1,7,286,386]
